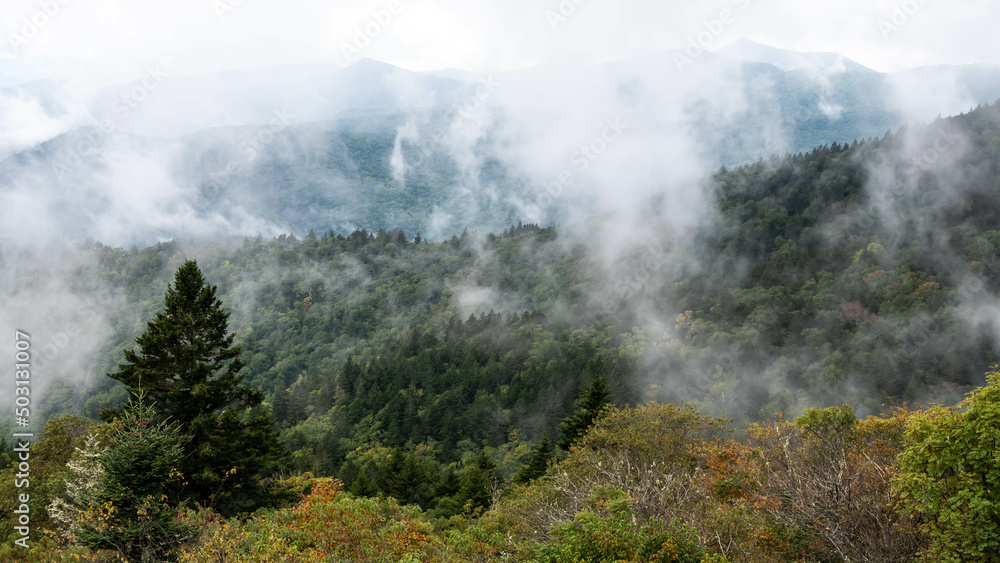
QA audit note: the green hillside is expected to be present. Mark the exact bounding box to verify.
[6,101,1000,562]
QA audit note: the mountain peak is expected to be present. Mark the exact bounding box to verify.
[716,39,876,74]
[346,58,397,71]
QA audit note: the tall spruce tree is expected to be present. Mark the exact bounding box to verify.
[108,260,286,515]
[515,436,555,483]
[111,260,256,423]
[437,451,497,517]
[557,376,612,451]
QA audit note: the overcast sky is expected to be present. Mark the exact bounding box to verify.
[0,0,993,86]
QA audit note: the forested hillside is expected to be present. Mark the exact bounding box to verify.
[8,57,1000,245]
[6,100,1000,562]
[11,101,1000,468]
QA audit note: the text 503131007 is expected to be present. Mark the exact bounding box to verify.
[12,330,32,548]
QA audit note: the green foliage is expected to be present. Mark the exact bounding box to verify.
[107,260,286,515]
[793,404,858,448]
[109,259,255,425]
[895,366,1000,561]
[77,394,193,562]
[537,487,718,563]
[378,447,436,507]
[18,101,1000,561]
[557,376,613,451]
[515,436,555,484]
[24,103,1000,442]
[0,415,94,549]
[0,535,100,562]
[436,452,498,519]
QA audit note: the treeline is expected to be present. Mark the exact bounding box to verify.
[6,370,1000,561]
[6,99,1000,561]
[42,101,1000,438]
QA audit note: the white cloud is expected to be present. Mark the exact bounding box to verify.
[0,0,993,86]
[0,86,90,154]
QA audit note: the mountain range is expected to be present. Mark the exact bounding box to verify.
[3,40,1000,244]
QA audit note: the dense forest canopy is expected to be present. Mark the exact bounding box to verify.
[5,99,1000,562]
[9,101,1000,443]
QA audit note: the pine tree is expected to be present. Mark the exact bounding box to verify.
[77,394,192,562]
[378,448,430,506]
[340,356,362,401]
[108,260,286,515]
[350,469,378,497]
[515,436,555,483]
[110,260,257,424]
[271,384,292,427]
[435,465,462,500]
[557,376,612,451]
[457,452,497,513]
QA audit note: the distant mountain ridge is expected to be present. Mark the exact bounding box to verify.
[86,58,476,138]
[715,38,876,74]
[5,47,1000,244]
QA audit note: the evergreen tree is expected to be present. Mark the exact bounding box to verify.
[379,447,409,500]
[108,260,286,515]
[557,376,612,451]
[515,436,555,483]
[379,448,431,506]
[77,394,192,562]
[340,356,363,401]
[350,469,378,497]
[456,452,497,514]
[110,260,257,424]
[271,384,291,427]
[435,465,462,501]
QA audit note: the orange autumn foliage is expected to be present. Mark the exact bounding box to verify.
[178,478,504,563]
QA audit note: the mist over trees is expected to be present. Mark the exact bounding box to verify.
[106,260,287,516]
[5,97,1000,561]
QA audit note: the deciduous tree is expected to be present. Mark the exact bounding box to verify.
[895,367,1000,561]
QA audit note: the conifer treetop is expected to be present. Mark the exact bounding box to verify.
[111,260,258,425]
